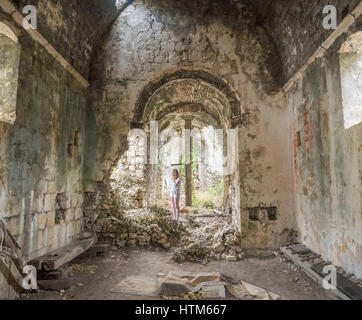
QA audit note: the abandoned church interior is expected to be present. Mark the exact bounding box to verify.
[0,0,361,301]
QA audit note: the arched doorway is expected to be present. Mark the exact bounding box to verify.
[120,68,244,226]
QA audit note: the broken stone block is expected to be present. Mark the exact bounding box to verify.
[212,242,225,253]
[116,240,127,247]
[222,227,235,237]
[241,281,280,300]
[226,255,238,262]
[137,235,146,242]
[238,253,246,260]
[226,283,251,299]
[162,242,171,249]
[202,285,226,298]
[190,273,223,286]
[150,224,161,233]
[211,252,221,260]
[230,245,243,253]
[159,279,194,296]
[157,238,168,245]
[193,281,228,298]
[38,278,72,291]
[119,233,128,240]
[167,272,196,281]
[84,244,111,258]
[37,270,63,281]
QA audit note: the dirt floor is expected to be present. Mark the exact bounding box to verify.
[20,246,332,300]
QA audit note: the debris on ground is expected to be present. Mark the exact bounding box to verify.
[110,275,160,297]
[86,203,245,265]
[172,242,210,264]
[71,264,98,274]
[172,210,245,264]
[110,271,280,300]
[86,206,186,250]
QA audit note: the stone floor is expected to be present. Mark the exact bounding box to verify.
[20,247,332,300]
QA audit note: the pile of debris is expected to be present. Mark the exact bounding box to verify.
[110,173,145,209]
[86,206,186,250]
[110,271,280,300]
[172,212,245,263]
[86,201,245,264]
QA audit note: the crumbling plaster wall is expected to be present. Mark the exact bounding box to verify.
[0,8,86,270]
[287,18,362,277]
[86,0,296,253]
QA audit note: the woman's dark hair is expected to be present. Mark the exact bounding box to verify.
[172,169,179,178]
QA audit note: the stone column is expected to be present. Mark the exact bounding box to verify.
[199,138,206,188]
[184,117,192,206]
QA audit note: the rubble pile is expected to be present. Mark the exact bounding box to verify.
[172,242,211,264]
[86,200,245,264]
[172,212,245,263]
[110,173,144,209]
[87,206,186,250]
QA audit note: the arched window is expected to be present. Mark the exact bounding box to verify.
[0,22,20,124]
[339,31,362,129]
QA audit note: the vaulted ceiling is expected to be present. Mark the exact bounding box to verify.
[8,0,361,84]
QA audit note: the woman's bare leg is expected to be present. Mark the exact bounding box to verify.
[175,197,180,221]
[171,197,176,220]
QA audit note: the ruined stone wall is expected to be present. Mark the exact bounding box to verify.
[0,31,20,123]
[0,9,87,295]
[87,0,296,253]
[286,17,362,277]
[11,0,128,78]
[110,133,146,209]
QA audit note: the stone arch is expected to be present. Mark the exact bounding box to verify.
[131,68,241,210]
[157,103,221,132]
[0,21,20,124]
[133,67,243,129]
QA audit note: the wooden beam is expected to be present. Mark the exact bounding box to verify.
[29,234,97,271]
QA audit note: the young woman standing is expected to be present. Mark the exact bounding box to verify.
[170,169,181,222]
